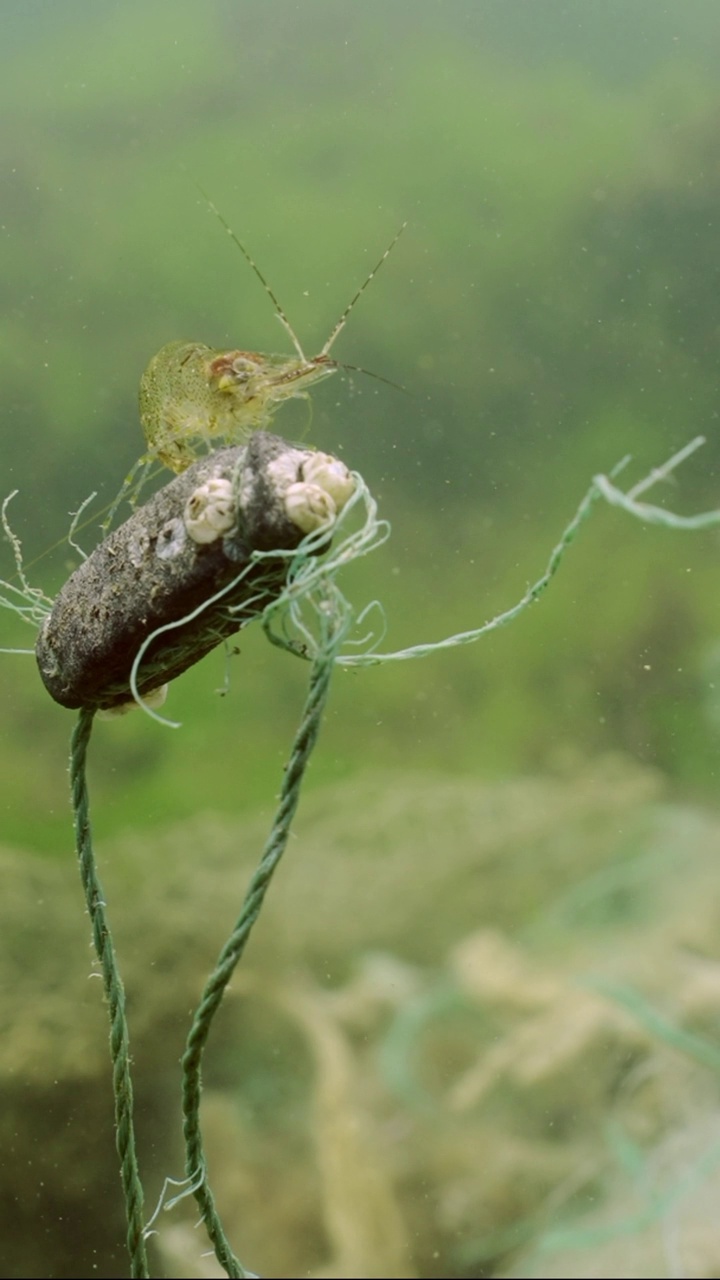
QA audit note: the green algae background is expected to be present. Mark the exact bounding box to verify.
[2,0,720,849]
[3,2,720,1276]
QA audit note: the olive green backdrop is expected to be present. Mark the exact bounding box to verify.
[4,5,720,1279]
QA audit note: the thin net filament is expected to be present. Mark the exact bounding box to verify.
[335,441,713,669]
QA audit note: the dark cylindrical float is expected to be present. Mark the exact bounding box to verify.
[35,431,353,711]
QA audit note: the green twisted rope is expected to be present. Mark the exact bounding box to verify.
[70,707,149,1279]
[181,612,343,1278]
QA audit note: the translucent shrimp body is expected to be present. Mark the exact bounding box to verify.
[139,339,336,473]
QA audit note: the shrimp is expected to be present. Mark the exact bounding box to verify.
[139,205,406,474]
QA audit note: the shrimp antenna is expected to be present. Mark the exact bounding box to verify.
[196,184,306,361]
[335,362,408,396]
[320,221,407,357]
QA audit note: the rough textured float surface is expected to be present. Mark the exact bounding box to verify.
[35,432,313,710]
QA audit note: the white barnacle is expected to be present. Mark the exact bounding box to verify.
[155,517,187,560]
[284,482,337,534]
[265,449,309,496]
[276,448,356,534]
[184,476,236,544]
[300,452,355,512]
